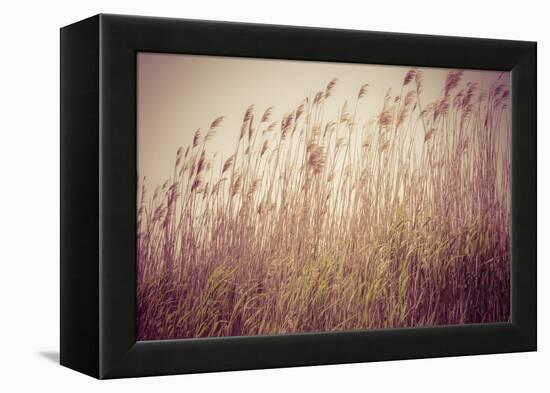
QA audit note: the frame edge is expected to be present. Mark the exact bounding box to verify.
[60,14,101,379]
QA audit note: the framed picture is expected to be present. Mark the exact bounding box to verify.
[60,14,536,379]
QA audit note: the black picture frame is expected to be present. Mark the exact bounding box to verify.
[60,14,537,379]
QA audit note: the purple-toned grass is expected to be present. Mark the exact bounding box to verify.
[137,69,510,340]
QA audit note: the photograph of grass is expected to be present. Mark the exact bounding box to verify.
[136,53,511,341]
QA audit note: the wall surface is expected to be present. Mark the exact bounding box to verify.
[0,0,546,390]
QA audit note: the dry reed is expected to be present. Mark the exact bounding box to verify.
[137,69,511,340]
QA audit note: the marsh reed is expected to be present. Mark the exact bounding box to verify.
[137,69,511,340]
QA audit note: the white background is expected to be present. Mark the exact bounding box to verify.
[0,0,546,391]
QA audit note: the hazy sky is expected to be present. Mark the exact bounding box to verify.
[137,52,509,188]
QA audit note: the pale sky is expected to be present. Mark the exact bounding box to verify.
[137,52,509,188]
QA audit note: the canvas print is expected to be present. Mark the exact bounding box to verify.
[136,53,511,341]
